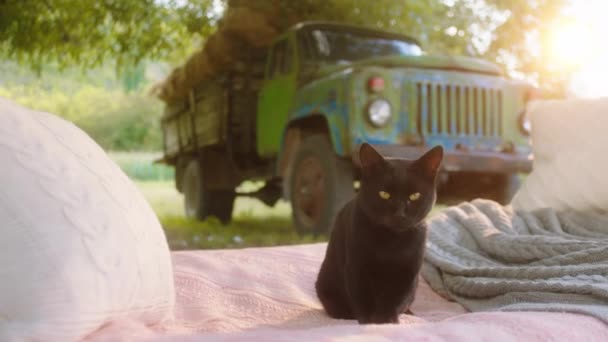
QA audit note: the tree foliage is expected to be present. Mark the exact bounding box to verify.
[486,0,569,97]
[0,0,570,95]
[1,82,163,150]
[271,0,481,55]
[0,0,218,71]
[0,61,164,150]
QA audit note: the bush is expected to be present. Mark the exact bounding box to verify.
[109,152,174,181]
[0,84,164,151]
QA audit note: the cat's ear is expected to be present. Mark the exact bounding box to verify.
[414,145,443,178]
[358,143,387,177]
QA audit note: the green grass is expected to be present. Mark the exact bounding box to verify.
[134,181,326,250]
[110,151,174,181]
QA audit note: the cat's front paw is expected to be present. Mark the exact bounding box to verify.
[358,312,399,324]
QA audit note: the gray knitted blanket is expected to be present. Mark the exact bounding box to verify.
[422,199,608,322]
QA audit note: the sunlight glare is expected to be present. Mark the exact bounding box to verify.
[548,22,593,70]
[553,1,608,98]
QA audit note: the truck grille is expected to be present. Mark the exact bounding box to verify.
[415,83,503,137]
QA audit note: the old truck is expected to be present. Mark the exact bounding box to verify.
[159,21,534,234]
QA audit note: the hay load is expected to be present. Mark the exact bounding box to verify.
[153,1,300,104]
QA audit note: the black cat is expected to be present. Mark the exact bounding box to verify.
[315,143,443,324]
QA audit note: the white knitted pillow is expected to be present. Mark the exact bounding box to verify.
[0,98,175,341]
[512,98,608,212]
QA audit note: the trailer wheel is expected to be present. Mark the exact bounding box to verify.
[182,159,235,224]
[288,135,355,235]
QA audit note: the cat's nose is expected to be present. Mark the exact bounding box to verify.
[395,202,407,217]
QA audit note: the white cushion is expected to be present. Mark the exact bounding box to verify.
[0,98,175,341]
[512,97,608,212]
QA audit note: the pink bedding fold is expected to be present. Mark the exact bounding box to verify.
[88,243,608,341]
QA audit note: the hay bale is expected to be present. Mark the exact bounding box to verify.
[221,7,280,48]
[205,30,242,68]
[152,50,213,103]
[155,1,303,104]
[150,67,184,103]
[182,49,214,90]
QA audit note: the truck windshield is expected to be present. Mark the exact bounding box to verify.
[308,29,423,62]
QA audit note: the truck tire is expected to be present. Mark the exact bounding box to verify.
[182,159,235,224]
[288,135,355,235]
[490,173,521,205]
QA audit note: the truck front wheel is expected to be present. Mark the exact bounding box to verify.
[288,135,355,235]
[182,159,235,224]
[489,173,522,205]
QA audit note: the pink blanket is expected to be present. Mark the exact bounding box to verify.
[88,243,608,341]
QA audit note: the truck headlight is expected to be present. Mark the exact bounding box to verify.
[367,99,392,127]
[518,109,531,136]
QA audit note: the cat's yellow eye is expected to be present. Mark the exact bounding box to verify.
[409,192,421,201]
[379,191,391,200]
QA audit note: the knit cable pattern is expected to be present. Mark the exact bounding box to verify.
[423,199,608,322]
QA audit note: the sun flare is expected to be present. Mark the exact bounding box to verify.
[547,22,593,70]
[547,1,608,97]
